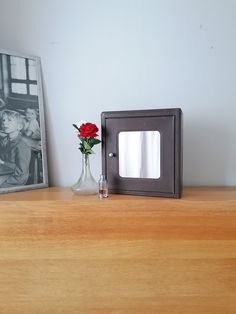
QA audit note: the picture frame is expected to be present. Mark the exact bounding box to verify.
[0,49,48,193]
[101,108,182,198]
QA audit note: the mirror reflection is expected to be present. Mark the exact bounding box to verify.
[119,131,160,179]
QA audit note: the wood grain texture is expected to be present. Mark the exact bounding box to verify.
[0,187,236,313]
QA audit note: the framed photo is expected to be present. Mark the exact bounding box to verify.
[0,49,48,193]
[101,108,182,198]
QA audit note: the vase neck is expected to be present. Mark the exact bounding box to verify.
[81,154,92,177]
[82,153,90,165]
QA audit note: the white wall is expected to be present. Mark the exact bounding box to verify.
[0,0,235,186]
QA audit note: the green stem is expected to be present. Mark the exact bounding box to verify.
[84,153,89,167]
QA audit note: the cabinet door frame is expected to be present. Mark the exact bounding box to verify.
[101,108,182,198]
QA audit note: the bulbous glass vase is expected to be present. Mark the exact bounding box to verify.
[71,154,98,195]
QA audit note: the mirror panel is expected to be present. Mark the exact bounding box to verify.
[118,131,160,179]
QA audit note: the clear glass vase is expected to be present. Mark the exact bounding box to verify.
[71,154,98,195]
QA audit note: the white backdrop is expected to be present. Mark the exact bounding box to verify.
[0,0,235,186]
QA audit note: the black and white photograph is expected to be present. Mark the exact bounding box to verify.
[0,50,48,193]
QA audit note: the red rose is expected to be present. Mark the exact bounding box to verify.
[79,123,99,138]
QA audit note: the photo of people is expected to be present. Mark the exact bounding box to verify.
[0,50,47,193]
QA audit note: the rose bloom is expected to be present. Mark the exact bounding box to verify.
[79,123,99,138]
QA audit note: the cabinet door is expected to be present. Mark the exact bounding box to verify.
[101,109,182,198]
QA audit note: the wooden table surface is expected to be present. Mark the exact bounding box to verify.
[0,187,236,314]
